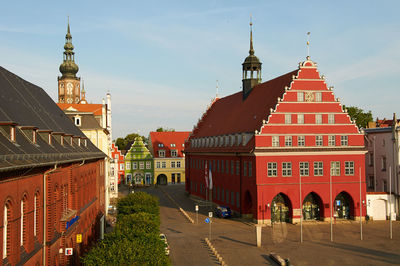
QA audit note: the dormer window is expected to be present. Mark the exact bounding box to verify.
[171,143,176,147]
[159,150,165,157]
[74,116,81,126]
[10,126,16,142]
[32,130,37,144]
[171,150,178,157]
[158,143,164,147]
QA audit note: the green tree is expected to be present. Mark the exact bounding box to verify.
[343,105,373,128]
[114,133,148,150]
[156,127,175,132]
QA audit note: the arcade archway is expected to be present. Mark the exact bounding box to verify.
[157,174,168,185]
[302,192,323,220]
[271,193,292,223]
[334,191,354,219]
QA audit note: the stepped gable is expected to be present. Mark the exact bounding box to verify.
[260,57,360,135]
[192,70,298,138]
[0,66,105,171]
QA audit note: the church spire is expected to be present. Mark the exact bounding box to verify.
[242,16,262,100]
[59,18,79,79]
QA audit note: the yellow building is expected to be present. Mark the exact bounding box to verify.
[148,131,190,185]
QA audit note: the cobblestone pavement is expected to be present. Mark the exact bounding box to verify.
[128,184,400,266]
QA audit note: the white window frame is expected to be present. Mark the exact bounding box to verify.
[285,136,292,147]
[315,114,322,124]
[158,150,166,157]
[341,135,348,146]
[282,162,292,177]
[331,161,340,176]
[120,164,124,170]
[328,135,336,146]
[171,161,176,168]
[162,162,166,168]
[146,161,151,169]
[297,114,304,124]
[156,161,161,168]
[316,135,323,146]
[314,161,323,176]
[285,114,292,124]
[328,114,335,124]
[315,92,322,102]
[171,150,178,157]
[3,205,7,258]
[272,136,280,147]
[139,162,144,169]
[267,162,277,177]
[298,136,305,147]
[299,162,309,176]
[126,162,131,170]
[177,161,181,168]
[297,92,304,102]
[345,161,354,175]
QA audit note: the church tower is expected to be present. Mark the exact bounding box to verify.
[242,19,262,99]
[58,20,81,104]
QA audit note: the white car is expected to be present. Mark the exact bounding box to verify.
[159,233,170,255]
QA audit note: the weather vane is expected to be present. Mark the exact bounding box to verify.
[307,32,311,58]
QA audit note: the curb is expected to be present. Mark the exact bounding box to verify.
[159,187,195,224]
[205,237,227,266]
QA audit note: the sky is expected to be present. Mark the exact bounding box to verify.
[1,1,399,139]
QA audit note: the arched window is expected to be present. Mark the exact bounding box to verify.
[34,193,39,237]
[3,204,8,258]
[20,196,27,247]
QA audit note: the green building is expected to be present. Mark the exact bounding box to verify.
[124,136,154,185]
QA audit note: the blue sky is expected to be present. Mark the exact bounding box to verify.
[1,1,399,139]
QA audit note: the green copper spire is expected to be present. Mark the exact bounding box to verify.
[59,18,79,78]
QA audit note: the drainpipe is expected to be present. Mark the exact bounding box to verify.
[43,164,57,266]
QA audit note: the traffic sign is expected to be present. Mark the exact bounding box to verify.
[65,248,73,256]
[76,234,82,243]
[205,217,210,223]
[208,212,213,218]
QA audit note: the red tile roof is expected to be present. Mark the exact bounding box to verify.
[192,70,298,137]
[149,131,190,158]
[57,103,103,116]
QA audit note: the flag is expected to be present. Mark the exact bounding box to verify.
[209,167,213,190]
[204,161,209,189]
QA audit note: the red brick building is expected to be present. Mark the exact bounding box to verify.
[0,66,106,265]
[185,26,366,224]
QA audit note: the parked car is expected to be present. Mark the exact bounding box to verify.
[159,233,170,255]
[215,206,232,218]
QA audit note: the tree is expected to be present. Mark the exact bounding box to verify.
[114,133,148,150]
[343,106,373,128]
[156,127,175,132]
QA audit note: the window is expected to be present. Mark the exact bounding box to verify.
[177,161,181,168]
[146,161,151,169]
[120,164,124,170]
[383,180,387,192]
[299,162,309,176]
[34,194,38,237]
[170,143,176,147]
[314,162,323,176]
[297,114,304,124]
[171,150,178,157]
[328,114,335,124]
[171,161,176,168]
[285,136,292,147]
[368,152,373,166]
[158,150,165,157]
[236,161,240,175]
[248,162,253,177]
[272,136,280,147]
[126,162,131,170]
[345,161,354,175]
[217,160,220,172]
[162,162,166,168]
[243,162,247,176]
[231,191,234,205]
[226,160,229,174]
[134,162,139,169]
[221,160,224,173]
[298,136,305,147]
[20,199,24,246]
[285,114,292,124]
[231,161,234,174]
[297,92,304,102]
[328,135,336,146]
[74,116,81,126]
[315,114,322,124]
[236,192,240,207]
[315,92,322,102]
[282,162,292,176]
[381,156,386,171]
[267,162,277,177]
[331,161,340,176]
[316,135,323,146]
[156,162,160,168]
[341,135,348,146]
[114,154,119,160]
[368,176,374,189]
[158,143,164,147]
[3,204,8,258]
